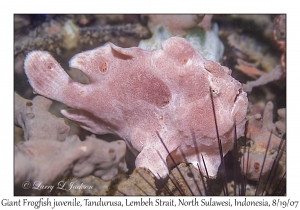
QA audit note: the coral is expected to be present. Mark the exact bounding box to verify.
[273,15,286,75]
[227,16,285,93]
[13,14,287,197]
[147,15,202,35]
[165,163,207,196]
[14,125,24,144]
[275,108,286,134]
[24,37,248,178]
[14,17,150,57]
[227,33,279,75]
[198,15,213,31]
[63,176,112,196]
[14,91,127,188]
[235,58,266,79]
[242,65,283,93]
[146,15,213,35]
[14,135,127,185]
[114,168,157,196]
[14,92,70,142]
[229,15,274,39]
[240,101,286,183]
[224,181,258,196]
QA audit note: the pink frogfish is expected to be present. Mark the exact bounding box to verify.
[24,37,248,178]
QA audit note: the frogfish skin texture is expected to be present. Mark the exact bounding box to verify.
[24,37,248,178]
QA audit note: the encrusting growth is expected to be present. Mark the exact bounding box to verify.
[240,101,286,194]
[14,92,70,142]
[15,135,127,184]
[14,93,127,185]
